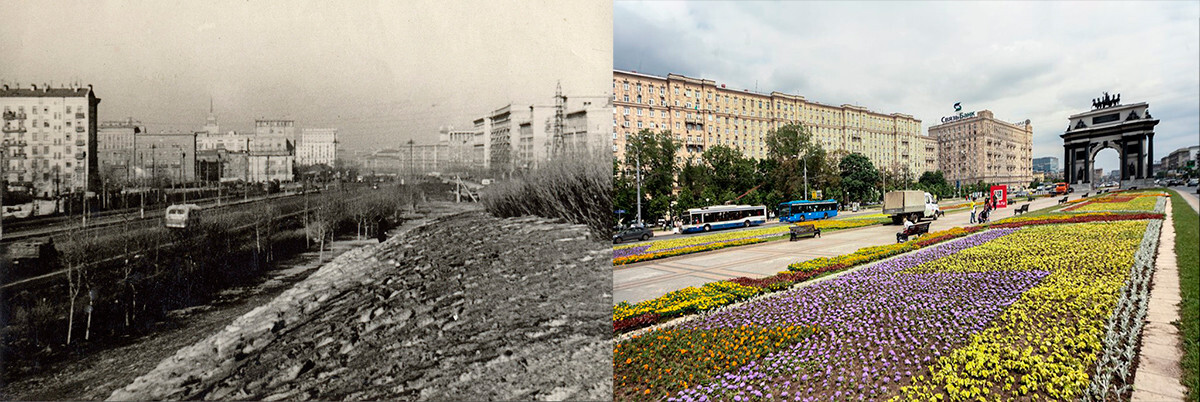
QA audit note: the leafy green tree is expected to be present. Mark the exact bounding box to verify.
[621,129,680,225]
[701,145,756,200]
[765,123,824,202]
[839,153,879,204]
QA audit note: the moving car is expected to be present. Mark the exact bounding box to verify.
[164,204,203,229]
[613,226,653,244]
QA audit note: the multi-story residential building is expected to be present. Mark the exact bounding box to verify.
[1,84,101,198]
[255,119,297,146]
[134,132,197,184]
[471,117,491,170]
[559,100,609,156]
[1032,156,1059,173]
[297,128,337,166]
[930,109,1033,189]
[1161,145,1199,172]
[197,131,251,152]
[247,135,293,182]
[612,70,936,175]
[440,128,478,170]
[98,118,142,185]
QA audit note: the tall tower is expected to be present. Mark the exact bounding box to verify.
[203,97,220,135]
[551,81,566,156]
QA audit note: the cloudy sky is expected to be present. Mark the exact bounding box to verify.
[616,1,1199,172]
[1,0,611,153]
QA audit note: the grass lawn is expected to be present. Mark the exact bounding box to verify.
[1167,189,1199,401]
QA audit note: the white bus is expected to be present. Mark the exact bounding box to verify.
[682,205,768,233]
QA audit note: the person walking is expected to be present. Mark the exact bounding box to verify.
[969,199,977,224]
[376,214,390,243]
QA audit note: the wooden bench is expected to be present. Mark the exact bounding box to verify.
[896,222,931,243]
[789,224,821,241]
[1013,204,1030,215]
[1058,196,1069,204]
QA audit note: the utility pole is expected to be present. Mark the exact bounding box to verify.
[407,139,415,179]
[635,147,642,226]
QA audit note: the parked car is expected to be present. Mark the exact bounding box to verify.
[613,226,653,244]
[1188,178,1199,187]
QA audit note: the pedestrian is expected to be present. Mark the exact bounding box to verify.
[969,200,977,224]
[376,214,390,243]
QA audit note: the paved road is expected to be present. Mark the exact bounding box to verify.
[614,195,1066,304]
[1169,186,1198,212]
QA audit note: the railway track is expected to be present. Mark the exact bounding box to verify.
[0,191,307,246]
[1,190,375,290]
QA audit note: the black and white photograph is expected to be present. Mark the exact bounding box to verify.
[1,1,613,400]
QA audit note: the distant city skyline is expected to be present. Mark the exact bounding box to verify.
[615,1,1199,172]
[1,0,612,154]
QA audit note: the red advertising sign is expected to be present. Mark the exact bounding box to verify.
[990,185,1008,209]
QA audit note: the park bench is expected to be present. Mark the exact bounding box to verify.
[896,222,931,243]
[1082,192,1089,198]
[789,224,821,241]
[1013,204,1030,215]
[1058,196,1069,204]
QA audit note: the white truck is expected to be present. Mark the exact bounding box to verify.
[883,190,941,225]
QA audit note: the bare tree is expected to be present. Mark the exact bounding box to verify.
[61,224,97,346]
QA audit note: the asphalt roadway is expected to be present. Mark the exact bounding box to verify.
[614,194,1068,304]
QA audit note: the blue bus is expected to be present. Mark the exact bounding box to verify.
[778,199,839,222]
[681,205,768,233]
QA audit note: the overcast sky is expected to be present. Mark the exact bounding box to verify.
[615,1,1199,172]
[1,0,611,153]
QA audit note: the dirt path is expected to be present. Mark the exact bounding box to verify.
[109,209,611,400]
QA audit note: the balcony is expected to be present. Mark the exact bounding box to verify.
[75,113,85,119]
[2,111,14,121]
[75,126,85,133]
[11,152,28,159]
[75,152,86,160]
[75,139,85,146]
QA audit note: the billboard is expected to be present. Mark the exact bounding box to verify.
[990,185,1008,209]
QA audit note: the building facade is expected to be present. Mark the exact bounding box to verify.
[930,109,1033,189]
[255,119,297,145]
[297,128,337,166]
[1032,156,1059,173]
[134,132,197,184]
[1,84,101,197]
[471,117,491,170]
[98,118,142,185]
[247,135,293,182]
[1161,145,1199,172]
[559,101,609,156]
[612,70,936,174]
[197,131,251,152]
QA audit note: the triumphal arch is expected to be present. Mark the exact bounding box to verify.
[1061,93,1159,190]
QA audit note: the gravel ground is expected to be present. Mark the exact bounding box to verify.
[109,208,612,401]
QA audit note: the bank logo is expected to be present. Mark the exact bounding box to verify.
[953,102,962,112]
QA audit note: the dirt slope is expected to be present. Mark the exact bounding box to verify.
[109,210,612,401]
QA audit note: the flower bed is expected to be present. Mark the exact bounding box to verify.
[898,221,1149,400]
[1067,193,1163,212]
[613,220,1158,401]
[612,215,890,266]
[614,325,821,401]
[612,212,1166,336]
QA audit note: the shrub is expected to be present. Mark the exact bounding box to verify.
[482,151,611,237]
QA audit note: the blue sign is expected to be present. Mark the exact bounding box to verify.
[956,180,960,189]
[615,210,626,214]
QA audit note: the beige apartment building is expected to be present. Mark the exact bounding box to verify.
[297,128,337,166]
[1,84,101,197]
[612,70,937,175]
[930,109,1033,189]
